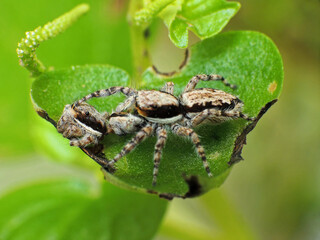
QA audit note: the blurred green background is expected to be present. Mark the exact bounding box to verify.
[0,0,319,239]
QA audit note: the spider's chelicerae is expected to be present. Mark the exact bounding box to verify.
[57,102,108,147]
[57,101,146,169]
[72,74,254,186]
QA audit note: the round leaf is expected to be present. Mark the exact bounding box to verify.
[31,31,283,198]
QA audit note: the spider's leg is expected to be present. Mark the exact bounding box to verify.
[239,112,255,121]
[152,127,167,186]
[74,86,137,105]
[107,124,154,166]
[171,124,212,177]
[191,109,254,127]
[161,82,175,95]
[190,109,222,127]
[69,133,99,147]
[81,147,110,168]
[183,74,236,92]
[115,95,136,112]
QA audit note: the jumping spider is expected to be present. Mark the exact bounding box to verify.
[70,74,254,186]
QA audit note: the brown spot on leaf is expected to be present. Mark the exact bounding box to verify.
[268,81,277,94]
[183,175,203,198]
[145,175,203,200]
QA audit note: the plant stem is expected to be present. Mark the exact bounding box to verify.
[128,0,151,89]
[17,4,89,77]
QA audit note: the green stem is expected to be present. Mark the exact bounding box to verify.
[17,4,89,77]
[128,0,151,89]
[134,0,175,26]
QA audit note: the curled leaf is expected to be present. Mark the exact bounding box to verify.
[159,0,241,48]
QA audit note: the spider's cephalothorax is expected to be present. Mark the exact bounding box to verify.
[73,74,254,186]
[57,102,108,147]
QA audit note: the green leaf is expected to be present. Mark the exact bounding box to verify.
[137,31,282,196]
[31,31,283,198]
[0,179,167,240]
[31,65,130,121]
[159,0,241,48]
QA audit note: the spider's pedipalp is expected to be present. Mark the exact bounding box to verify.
[171,124,212,178]
[69,133,99,147]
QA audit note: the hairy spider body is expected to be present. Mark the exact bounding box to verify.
[179,74,253,127]
[135,90,183,124]
[68,74,253,186]
[180,88,245,126]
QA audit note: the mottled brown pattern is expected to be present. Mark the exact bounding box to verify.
[137,90,179,108]
[57,103,106,148]
[180,88,241,113]
[136,90,181,118]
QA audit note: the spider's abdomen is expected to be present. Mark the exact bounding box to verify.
[135,90,182,122]
[180,88,243,113]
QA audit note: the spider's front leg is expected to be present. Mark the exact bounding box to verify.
[74,86,137,105]
[171,124,213,178]
[183,74,236,93]
[107,124,155,167]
